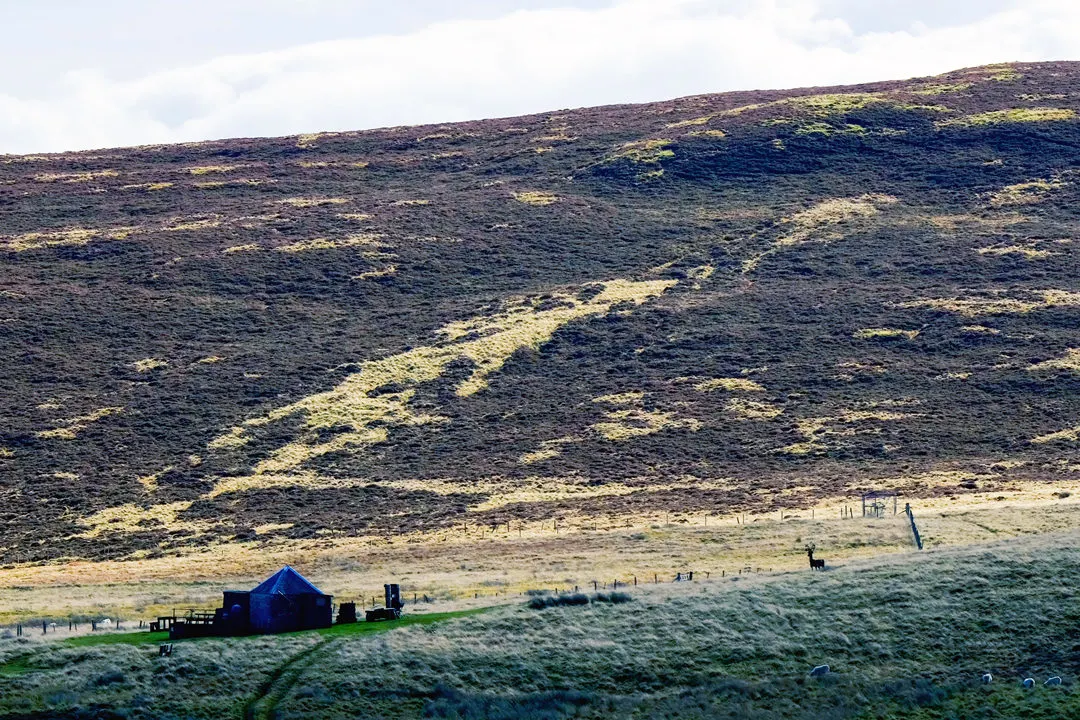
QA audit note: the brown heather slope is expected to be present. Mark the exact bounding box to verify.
[1,61,1079,563]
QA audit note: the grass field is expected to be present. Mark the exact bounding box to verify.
[1,528,1078,719]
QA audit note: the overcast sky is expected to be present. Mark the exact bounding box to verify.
[1,0,1076,153]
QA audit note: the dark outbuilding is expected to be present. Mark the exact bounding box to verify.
[247,565,334,633]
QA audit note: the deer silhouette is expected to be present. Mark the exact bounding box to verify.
[805,543,825,571]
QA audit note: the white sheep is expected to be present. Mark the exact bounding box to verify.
[1045,676,1062,686]
[810,665,830,676]
[99,618,112,627]
[1022,678,1035,688]
[981,673,992,684]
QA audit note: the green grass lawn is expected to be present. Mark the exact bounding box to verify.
[60,608,489,648]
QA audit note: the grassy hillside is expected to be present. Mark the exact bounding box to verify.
[2,532,1078,719]
[1,61,1079,563]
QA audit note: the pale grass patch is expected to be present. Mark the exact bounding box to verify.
[36,407,124,440]
[276,234,383,253]
[353,265,397,280]
[519,447,561,465]
[186,165,238,175]
[899,290,1080,317]
[533,146,554,154]
[935,372,972,381]
[197,356,223,364]
[779,410,913,454]
[694,377,764,392]
[222,244,261,254]
[593,392,644,406]
[1,226,138,252]
[976,244,1052,259]
[296,132,339,148]
[33,170,119,183]
[907,82,974,95]
[276,197,349,208]
[743,194,897,272]
[687,129,727,138]
[854,328,920,340]
[163,217,221,232]
[76,501,207,538]
[1032,425,1080,444]
[928,213,1027,232]
[255,523,295,535]
[193,179,269,188]
[0,448,13,458]
[960,325,1000,335]
[213,278,676,474]
[1028,348,1080,373]
[605,139,674,165]
[338,213,373,221]
[725,398,783,420]
[665,116,713,128]
[137,467,174,493]
[938,107,1076,128]
[121,182,173,191]
[391,199,431,206]
[989,178,1067,207]
[512,191,560,206]
[133,358,167,372]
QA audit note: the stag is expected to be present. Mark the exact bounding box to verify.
[805,543,825,571]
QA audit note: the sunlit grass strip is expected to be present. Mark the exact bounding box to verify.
[938,107,1076,128]
[209,278,675,475]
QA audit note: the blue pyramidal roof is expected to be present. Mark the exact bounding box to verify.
[251,565,326,596]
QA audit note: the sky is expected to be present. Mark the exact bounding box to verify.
[0,0,1076,153]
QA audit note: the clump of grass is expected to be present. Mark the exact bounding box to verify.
[33,170,119,183]
[222,244,261,254]
[853,328,920,340]
[694,378,764,392]
[899,290,1080,317]
[1031,425,1080,444]
[275,234,383,253]
[352,265,397,280]
[186,165,238,175]
[1028,348,1080,373]
[36,407,124,441]
[938,107,1076,128]
[527,592,630,609]
[133,358,167,372]
[687,129,727,138]
[794,122,867,136]
[121,182,173,191]
[276,197,349,208]
[976,245,1052,259]
[605,139,674,165]
[725,398,783,420]
[1,226,138,252]
[989,178,1067,207]
[512,191,560,206]
[906,82,974,95]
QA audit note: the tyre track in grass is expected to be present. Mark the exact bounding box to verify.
[242,637,341,720]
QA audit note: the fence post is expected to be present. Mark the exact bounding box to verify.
[905,503,923,550]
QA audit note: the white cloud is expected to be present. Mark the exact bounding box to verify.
[2,0,1078,154]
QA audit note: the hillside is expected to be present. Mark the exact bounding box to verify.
[1,61,1079,564]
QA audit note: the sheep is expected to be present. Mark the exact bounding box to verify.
[809,664,830,676]
[1045,676,1062,686]
[1022,678,1035,689]
[981,673,992,684]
